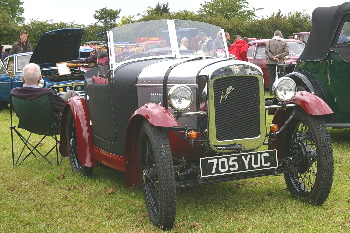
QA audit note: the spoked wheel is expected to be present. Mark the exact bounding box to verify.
[139,121,176,230]
[283,107,333,205]
[66,110,93,176]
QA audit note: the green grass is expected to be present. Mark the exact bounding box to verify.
[0,108,349,232]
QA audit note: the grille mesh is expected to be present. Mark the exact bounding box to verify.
[213,76,260,141]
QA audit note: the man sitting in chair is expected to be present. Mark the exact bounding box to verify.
[10,63,76,121]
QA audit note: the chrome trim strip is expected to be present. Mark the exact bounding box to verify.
[265,103,296,109]
[182,111,207,116]
[136,83,198,87]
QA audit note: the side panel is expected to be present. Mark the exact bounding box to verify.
[60,96,97,167]
[291,91,333,115]
[109,59,164,156]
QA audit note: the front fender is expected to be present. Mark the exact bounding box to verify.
[291,91,333,115]
[133,103,179,127]
[59,96,97,167]
[269,91,333,155]
[123,103,178,188]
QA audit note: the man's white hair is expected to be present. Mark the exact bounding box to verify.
[22,63,41,85]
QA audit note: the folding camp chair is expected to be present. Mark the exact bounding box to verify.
[9,93,62,166]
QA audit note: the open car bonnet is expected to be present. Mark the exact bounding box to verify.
[30,28,83,65]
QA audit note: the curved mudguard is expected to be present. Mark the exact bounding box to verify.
[59,96,97,167]
[123,103,179,188]
[290,91,333,115]
[268,91,333,156]
[132,103,179,127]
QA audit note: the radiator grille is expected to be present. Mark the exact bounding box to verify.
[213,76,260,141]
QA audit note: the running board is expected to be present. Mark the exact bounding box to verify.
[326,123,350,128]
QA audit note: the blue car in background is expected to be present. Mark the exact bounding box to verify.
[0,28,86,109]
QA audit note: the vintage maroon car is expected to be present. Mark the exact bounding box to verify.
[293,32,310,44]
[59,19,334,230]
[248,39,305,88]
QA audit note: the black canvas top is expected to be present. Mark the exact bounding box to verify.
[298,2,350,61]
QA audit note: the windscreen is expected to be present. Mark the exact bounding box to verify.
[287,42,305,56]
[109,19,228,64]
[17,54,32,72]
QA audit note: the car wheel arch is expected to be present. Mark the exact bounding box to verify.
[287,71,328,101]
[59,96,97,167]
[124,105,178,188]
[286,72,315,92]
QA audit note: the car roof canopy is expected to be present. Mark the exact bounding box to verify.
[298,2,350,62]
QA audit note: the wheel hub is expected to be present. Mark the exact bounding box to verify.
[143,167,157,183]
[292,141,310,173]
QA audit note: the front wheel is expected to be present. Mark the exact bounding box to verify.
[138,121,176,230]
[283,107,333,205]
[66,110,93,176]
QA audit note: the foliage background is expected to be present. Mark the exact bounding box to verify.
[0,0,311,47]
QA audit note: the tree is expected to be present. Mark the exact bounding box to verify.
[118,16,135,27]
[138,2,172,21]
[23,20,83,47]
[147,2,170,16]
[82,24,106,43]
[0,12,19,44]
[0,0,24,23]
[93,7,121,30]
[198,0,258,21]
[245,11,311,39]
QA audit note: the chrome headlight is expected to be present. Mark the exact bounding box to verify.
[168,85,193,111]
[272,77,296,102]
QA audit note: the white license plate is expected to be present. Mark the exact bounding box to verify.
[200,150,278,178]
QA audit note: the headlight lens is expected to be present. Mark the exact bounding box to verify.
[168,85,193,111]
[272,77,296,102]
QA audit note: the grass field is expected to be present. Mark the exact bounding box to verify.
[0,108,349,232]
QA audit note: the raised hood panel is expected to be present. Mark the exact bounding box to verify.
[30,28,83,64]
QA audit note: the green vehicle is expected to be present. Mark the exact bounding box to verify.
[288,2,350,128]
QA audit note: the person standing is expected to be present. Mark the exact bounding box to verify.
[265,30,289,94]
[225,32,232,48]
[0,43,9,61]
[228,35,249,61]
[180,37,189,50]
[10,30,33,55]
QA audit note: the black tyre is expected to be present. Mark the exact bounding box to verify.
[283,107,333,205]
[66,110,93,176]
[138,121,176,230]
